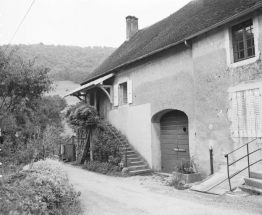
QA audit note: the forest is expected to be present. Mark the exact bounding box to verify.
[1,44,115,84]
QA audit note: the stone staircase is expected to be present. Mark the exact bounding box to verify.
[239,170,262,194]
[105,123,151,175]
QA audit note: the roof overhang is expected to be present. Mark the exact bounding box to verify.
[64,73,114,97]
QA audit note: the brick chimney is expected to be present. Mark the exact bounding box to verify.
[126,16,138,41]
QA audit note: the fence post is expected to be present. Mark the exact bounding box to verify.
[247,144,250,178]
[225,155,232,191]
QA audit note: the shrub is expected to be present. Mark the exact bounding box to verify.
[66,103,124,165]
[83,161,122,175]
[168,174,188,190]
[0,159,82,215]
[174,158,196,174]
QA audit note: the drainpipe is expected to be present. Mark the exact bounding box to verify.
[184,40,191,48]
[209,140,214,175]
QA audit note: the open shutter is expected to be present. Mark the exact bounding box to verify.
[114,84,119,106]
[245,90,252,137]
[232,92,239,137]
[254,89,261,137]
[250,90,256,137]
[237,91,246,137]
[127,80,132,104]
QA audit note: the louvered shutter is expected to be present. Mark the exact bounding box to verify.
[254,89,261,137]
[245,90,252,137]
[127,80,132,104]
[237,91,246,137]
[250,90,256,137]
[232,92,239,137]
[114,84,119,106]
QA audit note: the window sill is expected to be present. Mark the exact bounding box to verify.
[118,103,128,107]
[227,54,259,68]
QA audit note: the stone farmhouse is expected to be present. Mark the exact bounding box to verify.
[67,0,262,176]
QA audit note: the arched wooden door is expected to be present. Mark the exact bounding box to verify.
[160,110,189,173]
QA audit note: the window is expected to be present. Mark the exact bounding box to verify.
[119,82,127,105]
[113,80,132,106]
[232,19,255,62]
[232,88,261,137]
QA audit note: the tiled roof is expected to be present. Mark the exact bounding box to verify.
[82,0,262,85]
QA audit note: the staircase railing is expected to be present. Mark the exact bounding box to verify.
[102,122,128,168]
[224,137,262,191]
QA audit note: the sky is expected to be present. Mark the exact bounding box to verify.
[0,0,191,48]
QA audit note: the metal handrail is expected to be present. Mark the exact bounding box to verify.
[224,137,262,191]
[224,138,259,157]
[102,121,128,167]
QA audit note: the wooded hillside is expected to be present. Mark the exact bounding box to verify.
[1,44,115,83]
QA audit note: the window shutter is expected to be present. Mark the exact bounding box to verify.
[254,89,261,137]
[245,90,252,137]
[127,80,132,104]
[237,91,246,137]
[250,90,256,137]
[232,92,239,137]
[114,84,119,106]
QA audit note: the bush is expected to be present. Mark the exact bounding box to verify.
[174,158,196,174]
[83,161,122,175]
[168,174,188,190]
[0,159,82,215]
[66,103,124,165]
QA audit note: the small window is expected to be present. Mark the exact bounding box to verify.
[119,82,127,105]
[232,19,255,62]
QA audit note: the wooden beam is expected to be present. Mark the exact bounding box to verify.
[99,84,112,88]
[97,85,113,103]
[75,95,84,102]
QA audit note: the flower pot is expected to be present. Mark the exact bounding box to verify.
[172,172,202,184]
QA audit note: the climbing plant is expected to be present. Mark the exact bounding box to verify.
[65,103,123,165]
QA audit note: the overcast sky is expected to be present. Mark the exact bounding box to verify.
[0,0,191,48]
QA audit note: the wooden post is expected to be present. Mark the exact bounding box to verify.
[90,127,93,161]
[94,91,97,110]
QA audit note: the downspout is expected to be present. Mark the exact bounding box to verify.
[184,39,197,159]
[184,40,191,48]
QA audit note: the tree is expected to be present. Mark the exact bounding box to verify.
[0,48,53,139]
[33,95,67,130]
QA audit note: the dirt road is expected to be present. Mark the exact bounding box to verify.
[63,164,262,215]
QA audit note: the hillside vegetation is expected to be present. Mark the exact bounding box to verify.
[1,44,115,84]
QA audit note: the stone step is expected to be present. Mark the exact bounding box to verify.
[126,151,136,155]
[128,161,144,166]
[128,165,147,171]
[244,178,262,189]
[127,157,140,162]
[239,184,262,195]
[126,154,138,158]
[129,169,152,176]
[120,147,132,151]
[250,171,262,180]
[119,144,129,147]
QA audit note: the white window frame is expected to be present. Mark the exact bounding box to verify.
[228,82,262,137]
[119,82,128,105]
[225,12,260,68]
[113,80,133,107]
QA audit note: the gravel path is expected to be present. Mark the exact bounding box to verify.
[63,164,262,215]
